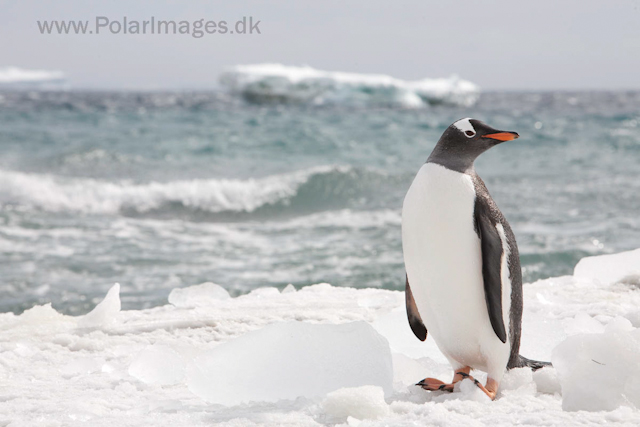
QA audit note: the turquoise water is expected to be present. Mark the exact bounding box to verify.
[0,91,639,314]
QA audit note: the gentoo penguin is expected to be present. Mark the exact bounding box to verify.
[402,118,549,400]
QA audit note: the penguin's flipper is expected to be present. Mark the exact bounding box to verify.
[474,200,508,344]
[405,275,427,341]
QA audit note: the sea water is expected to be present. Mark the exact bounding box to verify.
[0,90,639,314]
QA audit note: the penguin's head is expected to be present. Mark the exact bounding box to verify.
[427,118,519,172]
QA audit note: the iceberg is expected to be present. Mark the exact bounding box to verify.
[0,66,66,89]
[219,63,480,107]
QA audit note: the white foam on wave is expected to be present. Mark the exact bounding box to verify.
[220,63,480,107]
[0,165,347,214]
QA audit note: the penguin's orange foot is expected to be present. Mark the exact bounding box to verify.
[415,378,454,392]
[451,371,498,399]
[471,377,499,400]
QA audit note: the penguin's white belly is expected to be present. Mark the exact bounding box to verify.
[402,163,509,374]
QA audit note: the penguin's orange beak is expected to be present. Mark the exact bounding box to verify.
[483,132,519,141]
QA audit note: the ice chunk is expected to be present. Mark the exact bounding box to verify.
[77,283,121,328]
[220,64,480,108]
[247,287,281,298]
[533,367,562,395]
[187,321,393,405]
[500,368,536,396]
[625,310,640,328]
[552,327,640,411]
[574,249,640,286]
[322,385,389,421]
[19,303,67,325]
[564,312,605,335]
[391,353,427,387]
[371,306,447,362]
[128,345,185,386]
[168,282,230,308]
[605,317,634,333]
[281,284,296,294]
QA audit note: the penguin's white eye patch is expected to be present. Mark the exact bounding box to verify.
[453,118,476,138]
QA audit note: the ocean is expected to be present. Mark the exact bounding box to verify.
[0,90,639,315]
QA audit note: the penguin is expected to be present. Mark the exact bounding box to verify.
[402,118,550,400]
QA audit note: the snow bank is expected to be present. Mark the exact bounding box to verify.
[219,63,480,107]
[2,249,640,425]
[187,321,393,405]
[574,248,640,286]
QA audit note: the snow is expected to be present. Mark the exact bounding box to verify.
[533,367,562,395]
[322,386,390,422]
[0,250,640,425]
[219,63,480,107]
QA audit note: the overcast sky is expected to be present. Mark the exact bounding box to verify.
[1,0,639,90]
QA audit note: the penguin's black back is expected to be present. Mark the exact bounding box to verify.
[471,172,523,368]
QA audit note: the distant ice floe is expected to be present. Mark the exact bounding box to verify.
[220,63,480,108]
[0,66,67,89]
[2,250,640,425]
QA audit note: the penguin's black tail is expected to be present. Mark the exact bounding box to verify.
[509,355,552,371]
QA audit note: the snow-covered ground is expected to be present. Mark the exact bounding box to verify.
[1,250,640,426]
[219,63,480,107]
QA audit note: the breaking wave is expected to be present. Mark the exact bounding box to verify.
[0,166,400,219]
[219,63,480,108]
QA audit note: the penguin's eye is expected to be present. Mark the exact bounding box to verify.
[465,130,476,138]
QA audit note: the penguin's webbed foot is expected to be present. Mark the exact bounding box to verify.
[472,378,499,400]
[415,378,454,392]
[452,371,498,400]
[416,368,472,393]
